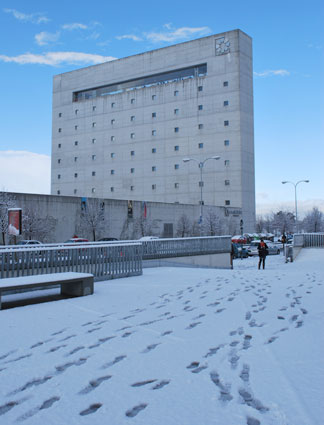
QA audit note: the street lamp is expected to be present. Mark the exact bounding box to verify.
[281,180,310,232]
[183,156,220,225]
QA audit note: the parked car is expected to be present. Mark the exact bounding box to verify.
[247,241,280,256]
[17,240,42,245]
[138,236,159,241]
[98,237,118,242]
[232,243,249,258]
[64,238,88,243]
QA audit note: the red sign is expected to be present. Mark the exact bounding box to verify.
[8,208,22,236]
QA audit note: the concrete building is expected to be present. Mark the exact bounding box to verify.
[51,29,255,232]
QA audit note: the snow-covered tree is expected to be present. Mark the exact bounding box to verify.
[22,207,56,242]
[134,215,154,238]
[78,199,106,241]
[302,207,324,233]
[271,210,295,234]
[176,214,192,237]
[202,208,223,236]
[0,191,16,245]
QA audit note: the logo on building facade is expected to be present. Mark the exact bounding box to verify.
[215,37,231,55]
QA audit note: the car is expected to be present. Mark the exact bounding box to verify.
[64,238,88,243]
[138,236,159,241]
[232,243,249,258]
[98,237,118,242]
[17,240,42,245]
[247,241,280,256]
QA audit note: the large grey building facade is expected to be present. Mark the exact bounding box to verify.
[51,29,255,231]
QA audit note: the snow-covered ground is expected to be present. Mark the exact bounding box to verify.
[0,249,323,425]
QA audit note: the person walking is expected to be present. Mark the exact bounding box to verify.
[257,238,268,269]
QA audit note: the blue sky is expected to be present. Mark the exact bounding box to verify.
[0,0,323,216]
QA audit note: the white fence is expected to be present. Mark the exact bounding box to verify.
[294,233,324,248]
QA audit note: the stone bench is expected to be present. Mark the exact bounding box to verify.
[0,272,94,309]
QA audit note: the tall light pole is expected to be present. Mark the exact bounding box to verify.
[281,180,310,232]
[183,156,220,225]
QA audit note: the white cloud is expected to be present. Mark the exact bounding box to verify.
[116,34,143,41]
[145,25,212,43]
[3,8,49,24]
[254,69,290,77]
[0,151,50,195]
[35,31,60,46]
[0,51,116,66]
[62,23,88,31]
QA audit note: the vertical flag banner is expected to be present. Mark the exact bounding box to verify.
[142,201,147,218]
[8,208,22,235]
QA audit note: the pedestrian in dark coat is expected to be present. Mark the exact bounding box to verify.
[257,238,268,269]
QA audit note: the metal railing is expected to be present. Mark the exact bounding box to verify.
[140,236,231,260]
[0,243,143,281]
[294,233,324,248]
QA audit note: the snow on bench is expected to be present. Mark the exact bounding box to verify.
[0,272,94,309]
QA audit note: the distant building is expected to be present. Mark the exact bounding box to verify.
[51,29,255,231]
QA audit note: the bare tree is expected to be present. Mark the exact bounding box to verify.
[271,210,295,234]
[176,214,192,237]
[78,199,106,241]
[0,192,16,245]
[302,207,324,232]
[203,208,223,236]
[134,215,154,238]
[22,207,56,242]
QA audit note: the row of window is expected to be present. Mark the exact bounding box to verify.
[58,120,230,134]
[59,97,230,119]
[56,188,232,206]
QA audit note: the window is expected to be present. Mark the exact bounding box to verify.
[92,105,96,111]
[75,125,78,130]
[130,168,135,173]
[152,94,156,100]
[74,141,78,146]
[198,124,203,129]
[224,120,229,126]
[111,102,115,108]
[92,138,96,144]
[74,156,78,162]
[152,148,156,153]
[110,187,114,192]
[198,86,203,92]
[174,164,179,170]
[111,169,115,175]
[58,128,62,133]
[111,136,115,142]
[152,130,156,136]
[174,127,179,133]
[74,173,78,178]
[152,112,156,118]
[57,190,60,195]
[130,133,135,139]
[58,112,62,118]
[130,186,134,191]
[152,166,156,172]
[174,108,179,115]
[74,189,77,194]
[92,154,96,160]
[152,184,156,190]
[130,115,135,121]
[198,105,203,110]
[130,150,135,156]
[198,143,204,149]
[92,171,96,176]
[57,174,61,179]
[224,100,229,106]
[224,139,230,146]
[174,90,179,96]
[75,109,78,115]
[225,200,230,206]
[131,98,135,104]
[58,159,61,164]
[199,181,204,187]
[92,122,96,128]
[174,145,179,151]
[223,81,228,87]
[225,180,230,186]
[111,152,115,158]
[174,183,179,189]
[224,160,230,166]
[111,119,115,125]
[58,143,61,148]
[92,188,96,193]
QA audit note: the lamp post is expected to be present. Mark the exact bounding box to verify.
[183,156,220,225]
[281,180,310,232]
